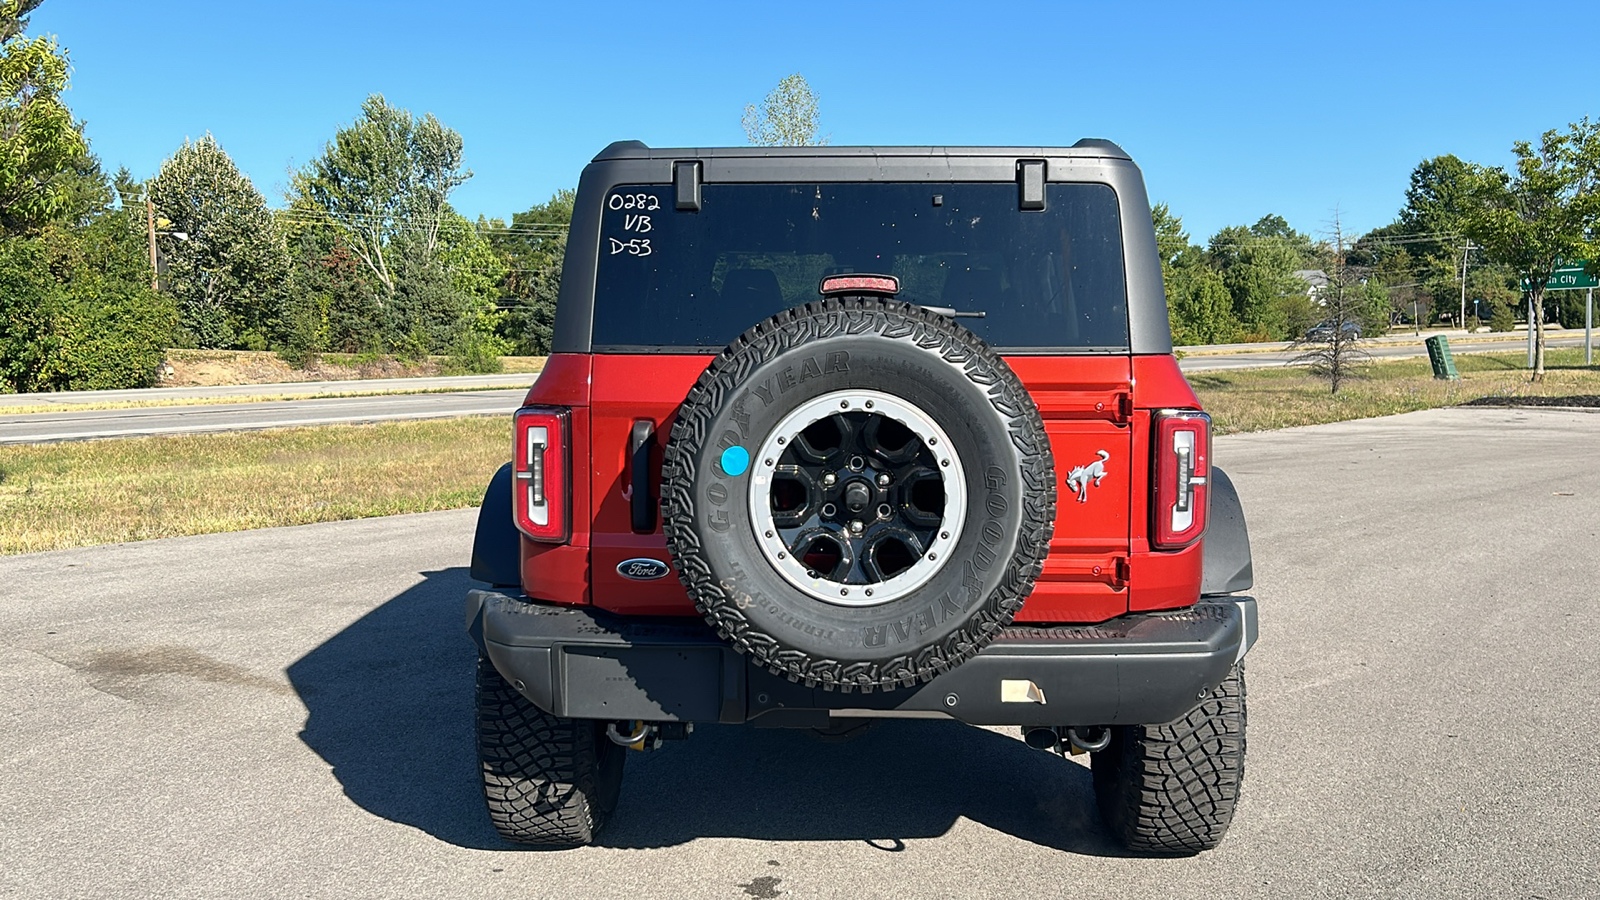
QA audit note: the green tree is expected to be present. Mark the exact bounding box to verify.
[1398,155,1472,259]
[487,189,573,355]
[742,74,828,146]
[1152,203,1237,344]
[292,94,470,305]
[0,0,87,233]
[150,135,289,348]
[1205,215,1316,338]
[1461,119,1600,380]
[1169,265,1240,345]
[39,209,174,388]
[0,208,171,392]
[1465,265,1517,328]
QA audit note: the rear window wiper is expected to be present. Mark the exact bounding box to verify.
[917,305,987,319]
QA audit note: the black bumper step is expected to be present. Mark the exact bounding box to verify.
[466,590,1257,728]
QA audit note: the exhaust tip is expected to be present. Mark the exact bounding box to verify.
[1024,728,1059,751]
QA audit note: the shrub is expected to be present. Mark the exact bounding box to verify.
[440,333,505,375]
[1489,302,1516,333]
[50,285,176,390]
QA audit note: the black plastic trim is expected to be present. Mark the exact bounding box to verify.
[1201,466,1254,595]
[468,463,521,587]
[467,591,1257,728]
[630,419,656,533]
[550,147,1172,356]
[673,160,701,211]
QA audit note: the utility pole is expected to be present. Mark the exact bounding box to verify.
[146,196,158,292]
[1458,240,1473,331]
[1587,285,1593,366]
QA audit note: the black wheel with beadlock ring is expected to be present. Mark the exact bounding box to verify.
[662,296,1056,692]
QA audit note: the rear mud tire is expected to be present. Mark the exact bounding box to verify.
[662,296,1056,693]
[1091,662,1247,855]
[475,655,625,847]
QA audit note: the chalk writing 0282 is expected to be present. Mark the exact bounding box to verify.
[608,193,661,211]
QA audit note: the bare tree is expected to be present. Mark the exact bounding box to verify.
[1292,213,1370,393]
[741,74,828,147]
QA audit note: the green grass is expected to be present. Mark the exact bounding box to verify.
[0,417,510,555]
[1193,348,1600,435]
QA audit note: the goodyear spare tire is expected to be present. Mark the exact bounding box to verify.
[662,296,1056,692]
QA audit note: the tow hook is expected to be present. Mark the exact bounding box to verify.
[1024,725,1112,755]
[606,720,694,751]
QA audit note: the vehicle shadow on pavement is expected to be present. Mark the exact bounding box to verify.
[288,568,1129,855]
[286,566,504,850]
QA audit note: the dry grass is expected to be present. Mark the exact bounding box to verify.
[0,383,531,416]
[0,417,509,555]
[1193,348,1600,435]
[158,348,547,386]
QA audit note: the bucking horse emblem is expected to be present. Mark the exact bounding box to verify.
[1065,450,1111,503]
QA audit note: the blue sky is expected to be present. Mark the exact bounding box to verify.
[34,0,1598,243]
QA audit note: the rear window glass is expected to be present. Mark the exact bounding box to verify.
[591,182,1128,351]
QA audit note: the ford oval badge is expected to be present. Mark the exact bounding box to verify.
[617,558,671,581]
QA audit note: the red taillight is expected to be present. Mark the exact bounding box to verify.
[819,274,900,295]
[1152,410,1211,550]
[513,407,570,543]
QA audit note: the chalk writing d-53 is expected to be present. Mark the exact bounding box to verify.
[608,237,652,256]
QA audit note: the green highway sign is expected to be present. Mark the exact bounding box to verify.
[1522,261,1597,291]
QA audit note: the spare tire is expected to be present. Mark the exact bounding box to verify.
[662,296,1056,692]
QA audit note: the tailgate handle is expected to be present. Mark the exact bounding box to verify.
[630,420,656,533]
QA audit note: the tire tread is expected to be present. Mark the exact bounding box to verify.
[475,656,622,847]
[1092,663,1246,854]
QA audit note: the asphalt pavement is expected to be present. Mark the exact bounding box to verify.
[0,389,528,444]
[3,407,1597,899]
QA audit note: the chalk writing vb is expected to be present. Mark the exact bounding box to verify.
[624,214,652,233]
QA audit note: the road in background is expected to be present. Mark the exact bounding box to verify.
[2,407,1595,899]
[0,389,527,444]
[1181,333,1585,371]
[1,372,536,409]
[2,332,1586,443]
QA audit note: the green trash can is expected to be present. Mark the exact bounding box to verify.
[1425,334,1459,380]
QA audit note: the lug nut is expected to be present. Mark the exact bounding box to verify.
[850,520,864,533]
[877,473,891,487]
[823,472,836,486]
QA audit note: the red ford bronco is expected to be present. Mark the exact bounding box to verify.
[466,140,1257,854]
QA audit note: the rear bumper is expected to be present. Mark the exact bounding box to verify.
[466,590,1258,728]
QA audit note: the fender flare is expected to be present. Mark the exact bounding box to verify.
[1201,466,1253,596]
[470,462,522,588]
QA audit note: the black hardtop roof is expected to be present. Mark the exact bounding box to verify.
[593,138,1130,162]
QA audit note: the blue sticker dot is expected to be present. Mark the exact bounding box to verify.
[720,446,750,477]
